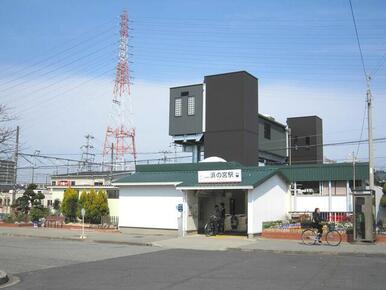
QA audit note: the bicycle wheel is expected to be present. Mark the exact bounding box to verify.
[302,229,317,245]
[204,223,214,236]
[326,230,342,246]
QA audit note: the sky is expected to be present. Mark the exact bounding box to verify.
[0,0,385,181]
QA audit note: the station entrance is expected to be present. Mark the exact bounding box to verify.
[186,189,248,235]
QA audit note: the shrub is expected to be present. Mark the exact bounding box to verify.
[30,207,49,222]
[380,195,386,208]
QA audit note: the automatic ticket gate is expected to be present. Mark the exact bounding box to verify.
[352,190,376,242]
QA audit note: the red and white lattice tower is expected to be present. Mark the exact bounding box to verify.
[103,10,137,170]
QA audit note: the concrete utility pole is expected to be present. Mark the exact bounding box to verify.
[367,86,374,189]
[110,143,114,184]
[12,126,20,204]
[352,151,356,190]
[288,128,292,166]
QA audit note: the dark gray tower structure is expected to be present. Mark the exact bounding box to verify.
[169,71,259,166]
[204,71,258,166]
[287,116,323,164]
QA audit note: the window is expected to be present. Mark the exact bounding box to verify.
[94,182,103,186]
[349,180,362,189]
[180,91,189,96]
[296,181,321,195]
[51,181,56,186]
[187,96,195,116]
[294,136,299,150]
[107,190,119,199]
[71,181,75,186]
[305,136,311,145]
[264,123,271,139]
[174,98,182,117]
[47,200,53,207]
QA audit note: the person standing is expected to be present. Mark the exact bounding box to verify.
[214,204,221,234]
[219,202,226,233]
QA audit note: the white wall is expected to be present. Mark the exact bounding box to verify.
[119,185,183,229]
[295,196,348,212]
[248,175,289,234]
[108,199,119,217]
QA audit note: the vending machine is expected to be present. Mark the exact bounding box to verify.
[352,190,376,242]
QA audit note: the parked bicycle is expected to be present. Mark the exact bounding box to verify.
[204,214,219,236]
[301,223,342,246]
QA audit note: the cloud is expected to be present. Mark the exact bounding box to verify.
[1,73,385,170]
[260,81,386,165]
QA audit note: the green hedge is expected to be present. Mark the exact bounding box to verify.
[380,195,386,208]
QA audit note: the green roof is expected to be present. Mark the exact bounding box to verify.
[278,162,368,182]
[113,162,369,187]
[135,162,243,173]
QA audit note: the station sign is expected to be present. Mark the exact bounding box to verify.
[198,169,242,184]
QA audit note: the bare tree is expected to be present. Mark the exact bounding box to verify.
[0,104,16,156]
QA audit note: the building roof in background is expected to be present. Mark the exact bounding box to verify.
[258,114,287,129]
[114,162,368,187]
[52,170,132,179]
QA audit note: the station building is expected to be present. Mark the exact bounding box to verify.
[114,161,369,237]
[110,70,374,237]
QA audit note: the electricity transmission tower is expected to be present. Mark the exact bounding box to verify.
[103,10,137,171]
[80,134,95,171]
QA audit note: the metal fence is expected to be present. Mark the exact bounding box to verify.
[100,215,119,227]
[289,211,353,223]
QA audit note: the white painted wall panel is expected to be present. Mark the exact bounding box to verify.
[119,186,183,229]
[248,175,289,234]
[295,196,348,212]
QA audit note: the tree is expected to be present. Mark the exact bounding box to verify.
[0,105,16,155]
[53,199,61,215]
[14,184,38,216]
[87,189,98,223]
[96,190,109,218]
[61,188,79,222]
[78,190,89,219]
[77,190,109,224]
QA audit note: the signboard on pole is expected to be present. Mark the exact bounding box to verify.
[198,169,242,184]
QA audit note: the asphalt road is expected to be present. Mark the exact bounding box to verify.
[1,236,386,290]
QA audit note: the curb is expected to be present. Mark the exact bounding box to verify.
[1,232,385,256]
[0,232,157,248]
[227,247,386,257]
[0,274,20,289]
[0,271,8,285]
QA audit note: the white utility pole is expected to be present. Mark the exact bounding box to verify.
[367,85,374,190]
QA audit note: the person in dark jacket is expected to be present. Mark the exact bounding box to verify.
[213,205,221,234]
[312,208,324,243]
[219,202,226,233]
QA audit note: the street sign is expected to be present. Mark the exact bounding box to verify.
[177,203,183,212]
[81,208,86,217]
[198,169,242,183]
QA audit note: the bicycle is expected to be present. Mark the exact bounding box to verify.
[301,223,342,246]
[204,215,219,237]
